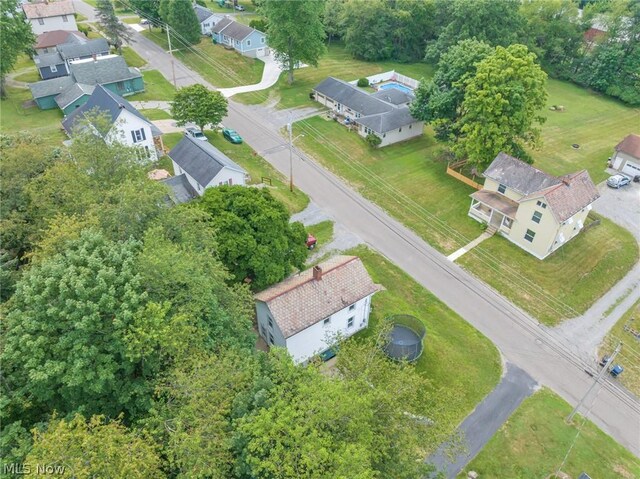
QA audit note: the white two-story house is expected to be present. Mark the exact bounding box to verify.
[254,255,382,364]
[468,153,600,259]
[23,0,77,35]
[61,84,162,162]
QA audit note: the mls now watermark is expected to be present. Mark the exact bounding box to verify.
[3,463,66,475]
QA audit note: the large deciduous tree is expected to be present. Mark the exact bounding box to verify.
[160,0,201,45]
[0,0,35,98]
[171,84,228,132]
[130,0,160,26]
[410,39,493,141]
[96,0,133,54]
[455,44,548,166]
[26,415,164,479]
[196,186,307,290]
[261,0,326,84]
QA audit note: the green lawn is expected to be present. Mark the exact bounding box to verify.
[460,388,640,479]
[121,16,141,24]
[121,46,147,68]
[128,70,176,102]
[234,14,260,26]
[599,300,640,397]
[307,220,333,247]
[141,29,264,88]
[161,132,183,151]
[140,108,171,120]
[14,69,40,84]
[350,246,501,442]
[203,0,256,14]
[234,43,435,108]
[0,86,65,146]
[203,131,309,214]
[533,80,640,183]
[294,116,638,325]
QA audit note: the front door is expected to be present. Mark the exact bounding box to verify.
[490,212,504,228]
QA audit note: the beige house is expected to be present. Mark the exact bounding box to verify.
[611,134,640,178]
[468,153,600,259]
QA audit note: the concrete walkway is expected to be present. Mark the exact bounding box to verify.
[427,363,538,478]
[218,54,283,98]
[447,231,493,262]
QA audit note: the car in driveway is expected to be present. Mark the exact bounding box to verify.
[185,127,207,141]
[235,4,245,10]
[606,174,631,188]
[222,128,243,144]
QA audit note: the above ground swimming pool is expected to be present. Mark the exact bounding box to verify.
[378,82,414,95]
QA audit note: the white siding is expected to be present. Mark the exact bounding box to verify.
[612,151,640,177]
[256,302,286,348]
[29,15,78,35]
[358,121,424,147]
[206,167,246,188]
[107,110,158,162]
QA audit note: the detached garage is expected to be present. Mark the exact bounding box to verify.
[611,133,640,178]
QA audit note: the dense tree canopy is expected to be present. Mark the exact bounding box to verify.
[196,186,307,290]
[261,0,326,83]
[160,0,201,45]
[96,0,133,54]
[171,84,228,132]
[0,0,35,98]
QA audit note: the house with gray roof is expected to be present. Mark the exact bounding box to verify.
[62,85,162,162]
[254,255,382,364]
[162,174,199,205]
[469,152,600,259]
[313,77,424,147]
[212,17,268,58]
[169,135,248,195]
[194,4,223,35]
[58,38,110,64]
[29,55,144,115]
[34,52,68,80]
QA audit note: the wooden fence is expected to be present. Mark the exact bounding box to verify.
[446,161,483,190]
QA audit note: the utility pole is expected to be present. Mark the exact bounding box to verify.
[567,342,622,422]
[288,122,293,192]
[166,26,177,89]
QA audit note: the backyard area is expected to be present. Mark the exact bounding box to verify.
[141,28,264,88]
[459,388,640,478]
[350,246,502,448]
[293,115,638,324]
[599,300,640,397]
[129,70,176,102]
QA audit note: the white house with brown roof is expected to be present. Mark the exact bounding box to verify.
[469,153,600,259]
[254,256,382,364]
[23,0,77,35]
[611,134,640,178]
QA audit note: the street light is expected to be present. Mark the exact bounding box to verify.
[287,123,304,192]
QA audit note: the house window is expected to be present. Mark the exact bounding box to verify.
[116,81,125,91]
[532,211,543,224]
[261,37,265,44]
[62,15,68,22]
[349,304,356,311]
[399,127,402,132]
[268,316,273,329]
[323,317,331,326]
[246,39,251,46]
[50,65,57,72]
[268,333,274,344]
[131,128,146,143]
[38,18,44,25]
[524,229,536,242]
[259,325,266,338]
[498,183,507,194]
[536,200,547,209]
[347,316,354,328]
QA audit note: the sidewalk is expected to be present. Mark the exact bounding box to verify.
[218,54,283,98]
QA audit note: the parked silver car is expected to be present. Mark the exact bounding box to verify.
[185,127,207,141]
[606,174,631,189]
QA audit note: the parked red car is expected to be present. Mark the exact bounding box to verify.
[306,234,317,249]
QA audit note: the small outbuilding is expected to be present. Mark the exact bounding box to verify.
[611,134,640,178]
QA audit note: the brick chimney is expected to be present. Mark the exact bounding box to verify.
[312,265,322,281]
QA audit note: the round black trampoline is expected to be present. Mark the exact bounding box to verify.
[383,315,426,362]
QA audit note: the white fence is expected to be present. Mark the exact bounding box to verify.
[348,70,420,89]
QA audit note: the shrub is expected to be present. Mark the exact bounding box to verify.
[365,133,382,147]
[357,77,370,87]
[249,19,268,33]
[195,0,206,5]
[78,24,91,36]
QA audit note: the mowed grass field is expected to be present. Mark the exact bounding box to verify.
[234,43,435,108]
[141,29,264,88]
[459,388,640,479]
[128,70,176,102]
[351,246,501,445]
[294,116,638,324]
[599,300,640,397]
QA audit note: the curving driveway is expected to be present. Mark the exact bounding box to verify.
[592,176,640,242]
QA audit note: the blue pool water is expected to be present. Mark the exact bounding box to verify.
[378,82,414,94]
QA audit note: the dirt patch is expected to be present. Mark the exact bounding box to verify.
[614,464,633,479]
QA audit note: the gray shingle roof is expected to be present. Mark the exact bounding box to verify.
[34,52,65,68]
[254,256,382,339]
[58,38,110,61]
[29,75,75,99]
[483,152,560,195]
[169,136,246,187]
[357,106,417,134]
[194,4,215,23]
[62,84,160,136]
[55,83,94,109]
[212,17,233,34]
[69,56,141,85]
[371,88,414,105]
[214,18,259,40]
[314,77,393,116]
[162,174,199,204]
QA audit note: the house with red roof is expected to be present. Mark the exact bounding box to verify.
[254,256,382,364]
[468,153,600,259]
[611,134,640,178]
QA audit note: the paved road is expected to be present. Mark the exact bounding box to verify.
[427,363,538,478]
[80,0,640,455]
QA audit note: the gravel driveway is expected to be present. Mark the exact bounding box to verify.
[592,175,640,241]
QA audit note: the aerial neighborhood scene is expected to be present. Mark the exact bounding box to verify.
[1,0,640,477]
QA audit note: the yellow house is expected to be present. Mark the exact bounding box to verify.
[468,153,600,259]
